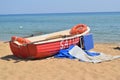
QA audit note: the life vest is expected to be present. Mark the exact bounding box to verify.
[11,36,30,44]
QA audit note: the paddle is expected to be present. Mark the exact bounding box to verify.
[4,32,43,43]
[22,34,72,46]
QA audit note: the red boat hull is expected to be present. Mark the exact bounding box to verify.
[10,37,81,59]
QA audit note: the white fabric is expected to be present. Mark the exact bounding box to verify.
[69,45,93,62]
[69,45,120,63]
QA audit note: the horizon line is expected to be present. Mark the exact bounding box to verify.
[0,11,120,16]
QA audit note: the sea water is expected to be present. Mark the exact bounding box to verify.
[0,12,120,43]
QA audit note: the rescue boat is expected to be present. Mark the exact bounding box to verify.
[9,24,90,59]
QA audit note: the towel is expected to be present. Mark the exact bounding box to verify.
[69,45,120,63]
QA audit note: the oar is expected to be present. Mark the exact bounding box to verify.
[23,35,72,46]
[4,32,43,43]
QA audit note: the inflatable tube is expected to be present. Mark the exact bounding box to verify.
[70,24,87,35]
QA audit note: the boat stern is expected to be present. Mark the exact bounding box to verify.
[9,41,30,59]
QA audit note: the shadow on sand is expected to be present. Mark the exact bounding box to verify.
[114,47,120,50]
[0,54,49,63]
[0,55,30,63]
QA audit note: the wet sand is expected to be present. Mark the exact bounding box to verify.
[0,41,120,80]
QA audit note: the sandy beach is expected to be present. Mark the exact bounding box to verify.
[0,41,120,80]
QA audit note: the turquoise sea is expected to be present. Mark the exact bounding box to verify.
[0,12,120,43]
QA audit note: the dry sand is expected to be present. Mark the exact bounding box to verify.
[0,41,120,80]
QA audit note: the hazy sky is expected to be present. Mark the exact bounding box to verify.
[0,0,120,14]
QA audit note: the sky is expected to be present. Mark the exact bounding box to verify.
[0,0,120,14]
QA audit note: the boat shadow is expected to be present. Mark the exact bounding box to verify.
[0,54,30,63]
[0,54,50,63]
